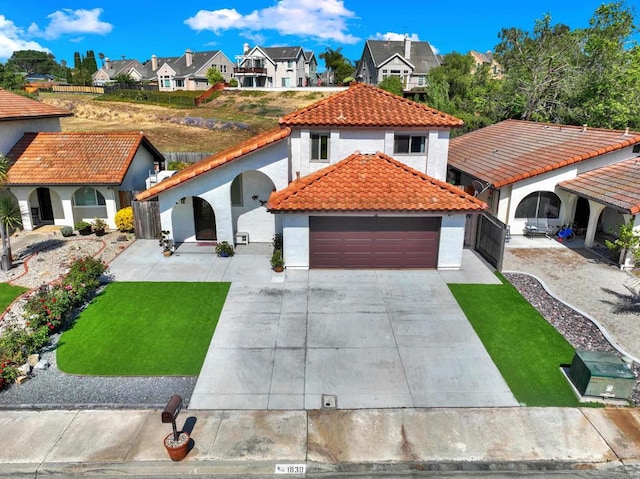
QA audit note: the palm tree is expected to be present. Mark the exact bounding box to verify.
[0,154,21,271]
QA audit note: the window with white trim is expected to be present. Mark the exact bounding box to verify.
[394,135,426,154]
[231,176,243,206]
[74,187,106,206]
[311,133,329,161]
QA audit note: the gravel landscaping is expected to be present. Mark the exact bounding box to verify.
[0,229,637,408]
[506,272,640,406]
[0,230,196,408]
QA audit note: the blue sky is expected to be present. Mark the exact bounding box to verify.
[0,0,634,68]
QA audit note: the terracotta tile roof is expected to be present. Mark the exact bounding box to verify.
[279,83,463,128]
[136,127,291,200]
[448,119,640,188]
[0,88,72,121]
[6,132,163,185]
[558,159,640,214]
[268,151,486,213]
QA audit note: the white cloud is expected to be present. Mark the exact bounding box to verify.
[372,32,421,42]
[0,15,49,60]
[30,8,112,40]
[185,0,359,44]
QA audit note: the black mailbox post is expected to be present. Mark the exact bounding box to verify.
[162,394,183,441]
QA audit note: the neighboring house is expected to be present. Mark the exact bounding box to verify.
[152,49,235,91]
[355,37,440,91]
[234,44,317,88]
[92,58,151,86]
[0,88,71,154]
[447,119,640,248]
[6,132,164,231]
[468,50,503,79]
[136,83,486,270]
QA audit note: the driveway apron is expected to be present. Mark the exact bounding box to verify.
[109,243,517,409]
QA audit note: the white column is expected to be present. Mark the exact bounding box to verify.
[585,201,606,248]
[105,189,118,230]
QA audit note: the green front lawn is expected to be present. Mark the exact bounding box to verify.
[449,275,581,407]
[0,283,29,311]
[57,282,230,376]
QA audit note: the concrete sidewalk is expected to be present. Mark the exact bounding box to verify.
[1,407,639,477]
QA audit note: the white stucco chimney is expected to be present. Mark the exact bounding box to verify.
[151,54,158,71]
[243,43,250,54]
[185,49,193,67]
[104,57,111,70]
[404,35,411,59]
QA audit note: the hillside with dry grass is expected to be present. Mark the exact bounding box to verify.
[41,90,336,154]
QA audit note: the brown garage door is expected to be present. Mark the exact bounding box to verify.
[310,217,440,269]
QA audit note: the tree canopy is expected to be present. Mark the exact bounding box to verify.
[319,47,355,85]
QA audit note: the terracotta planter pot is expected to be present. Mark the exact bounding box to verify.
[164,432,190,461]
[94,229,106,237]
[163,250,173,257]
[273,266,284,273]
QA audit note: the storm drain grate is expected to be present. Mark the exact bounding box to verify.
[321,394,337,409]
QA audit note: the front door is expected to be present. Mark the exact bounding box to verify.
[36,188,54,222]
[193,197,216,240]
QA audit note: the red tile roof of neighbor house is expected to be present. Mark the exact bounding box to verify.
[136,127,292,200]
[279,83,464,128]
[448,119,640,188]
[0,88,72,121]
[267,151,487,213]
[6,132,163,185]
[558,158,640,215]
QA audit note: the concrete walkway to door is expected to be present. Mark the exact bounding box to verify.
[108,242,517,410]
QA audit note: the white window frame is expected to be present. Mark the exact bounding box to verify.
[394,135,426,154]
[311,133,330,161]
[73,187,106,206]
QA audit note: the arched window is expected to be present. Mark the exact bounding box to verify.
[74,187,105,206]
[515,191,560,219]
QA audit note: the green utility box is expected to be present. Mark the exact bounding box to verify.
[569,350,635,400]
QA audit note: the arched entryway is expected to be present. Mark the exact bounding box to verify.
[515,191,561,219]
[193,197,216,240]
[574,197,590,230]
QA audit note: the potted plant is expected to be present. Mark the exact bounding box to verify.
[271,249,284,272]
[162,395,190,461]
[215,240,234,257]
[75,221,92,236]
[605,222,639,270]
[159,230,174,256]
[91,218,108,236]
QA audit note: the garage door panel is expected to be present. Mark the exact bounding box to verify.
[310,217,440,269]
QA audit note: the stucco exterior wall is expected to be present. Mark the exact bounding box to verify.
[282,214,309,269]
[233,170,277,242]
[437,214,466,269]
[426,130,450,181]
[1,118,62,154]
[120,147,157,191]
[157,141,289,244]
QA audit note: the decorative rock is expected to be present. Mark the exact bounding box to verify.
[17,363,31,376]
[35,359,50,370]
[16,375,29,384]
[28,354,40,367]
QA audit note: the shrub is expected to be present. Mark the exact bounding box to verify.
[60,226,74,237]
[228,79,238,87]
[215,241,234,257]
[270,249,284,269]
[23,284,74,332]
[114,207,134,232]
[91,218,108,232]
[74,221,91,235]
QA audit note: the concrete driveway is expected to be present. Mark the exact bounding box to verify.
[108,241,517,410]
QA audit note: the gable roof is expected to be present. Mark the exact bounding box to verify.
[0,89,72,122]
[448,119,640,189]
[262,46,303,61]
[279,83,463,128]
[6,132,163,186]
[268,151,486,213]
[558,159,640,215]
[365,39,440,73]
[136,127,292,200]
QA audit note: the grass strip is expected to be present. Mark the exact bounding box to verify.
[57,282,230,376]
[0,283,29,311]
[449,275,581,406]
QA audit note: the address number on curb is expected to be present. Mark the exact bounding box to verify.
[275,464,306,474]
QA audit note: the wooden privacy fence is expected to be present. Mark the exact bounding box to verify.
[52,85,105,94]
[474,212,507,271]
[132,198,161,240]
